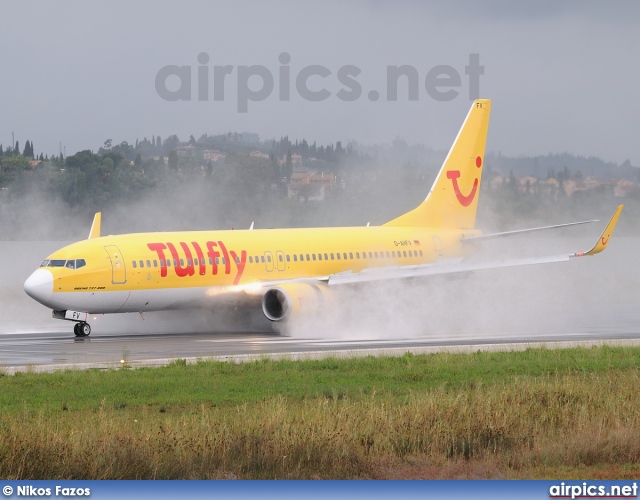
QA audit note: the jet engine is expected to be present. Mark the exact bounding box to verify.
[261,283,334,322]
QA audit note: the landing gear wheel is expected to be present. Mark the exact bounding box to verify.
[79,322,91,337]
[74,322,91,337]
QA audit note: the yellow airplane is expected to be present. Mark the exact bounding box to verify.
[24,99,623,337]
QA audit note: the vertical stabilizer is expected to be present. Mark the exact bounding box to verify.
[384,99,491,229]
[88,212,101,239]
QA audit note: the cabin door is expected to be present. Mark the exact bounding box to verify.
[264,251,274,272]
[104,245,127,284]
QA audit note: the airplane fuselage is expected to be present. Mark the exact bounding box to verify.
[26,225,478,315]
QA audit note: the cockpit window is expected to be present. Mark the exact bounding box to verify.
[41,259,86,270]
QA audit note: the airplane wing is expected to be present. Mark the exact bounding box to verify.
[324,205,623,286]
[460,219,598,242]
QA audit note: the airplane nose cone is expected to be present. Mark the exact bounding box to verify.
[24,269,54,306]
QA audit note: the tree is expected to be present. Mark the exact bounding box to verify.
[102,156,114,174]
[23,140,33,158]
[284,149,293,181]
[2,155,30,171]
[163,135,179,154]
[14,141,19,155]
[134,153,142,167]
[103,139,112,149]
[168,150,178,170]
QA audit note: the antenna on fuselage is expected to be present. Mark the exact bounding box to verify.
[88,212,101,239]
[249,221,254,230]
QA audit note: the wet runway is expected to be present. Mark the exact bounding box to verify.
[2,234,640,373]
[1,328,640,374]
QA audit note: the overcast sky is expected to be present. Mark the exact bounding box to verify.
[2,1,639,165]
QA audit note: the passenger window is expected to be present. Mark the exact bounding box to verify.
[343,253,347,259]
[153,260,158,267]
[299,254,304,261]
[160,260,165,268]
[331,253,334,260]
[293,255,297,262]
[312,254,316,261]
[306,254,310,261]
[139,260,144,268]
[236,256,241,264]
[208,257,213,265]
[267,255,271,263]
[356,252,360,259]
[146,260,151,267]
[349,253,353,259]
[324,253,328,260]
[385,251,390,258]
[180,259,184,266]
[173,260,177,267]
[222,258,227,265]
[419,250,423,256]
[286,255,290,262]
[374,252,379,258]
[368,252,373,259]
[186,259,191,266]
[318,254,322,261]
[278,255,283,262]
[337,253,341,260]
[167,260,171,267]
[249,256,253,264]
[403,251,407,257]
[132,261,137,268]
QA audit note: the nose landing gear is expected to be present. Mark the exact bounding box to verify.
[73,322,91,337]
[53,310,92,338]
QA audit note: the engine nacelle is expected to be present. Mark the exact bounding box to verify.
[262,283,334,322]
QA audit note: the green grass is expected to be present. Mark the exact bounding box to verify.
[1,345,639,479]
[2,345,638,414]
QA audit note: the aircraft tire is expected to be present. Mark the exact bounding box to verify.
[73,323,82,337]
[79,322,91,337]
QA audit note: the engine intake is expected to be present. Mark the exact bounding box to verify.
[262,283,332,322]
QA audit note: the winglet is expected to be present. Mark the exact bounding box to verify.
[88,212,101,239]
[573,205,622,257]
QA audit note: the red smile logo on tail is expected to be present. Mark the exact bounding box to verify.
[447,156,482,207]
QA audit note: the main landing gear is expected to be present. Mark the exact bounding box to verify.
[73,322,91,337]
